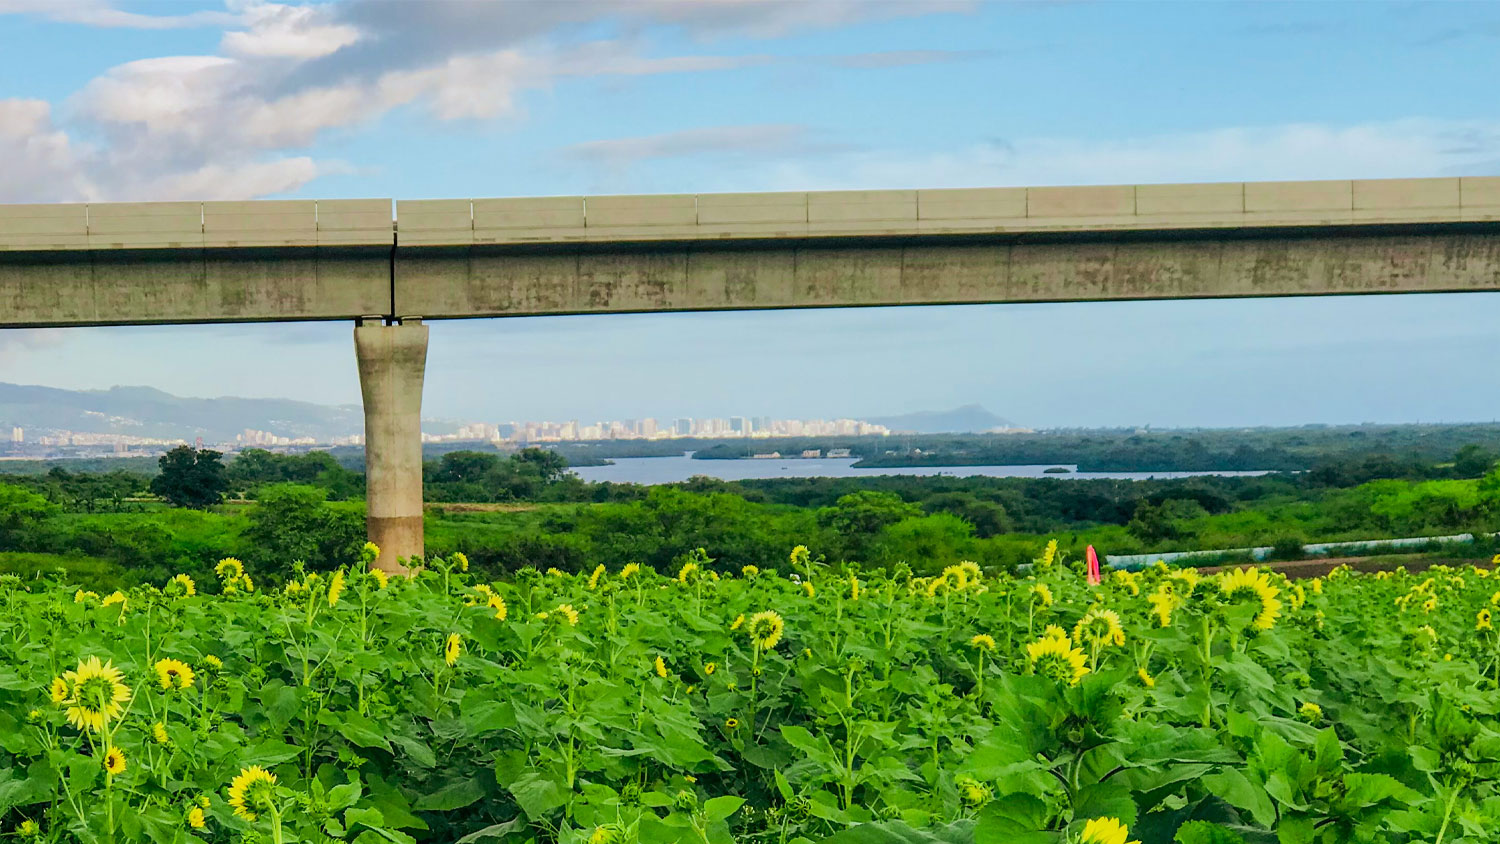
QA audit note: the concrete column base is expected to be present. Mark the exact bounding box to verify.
[355,320,429,574]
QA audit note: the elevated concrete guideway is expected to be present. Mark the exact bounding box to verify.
[5,176,1500,569]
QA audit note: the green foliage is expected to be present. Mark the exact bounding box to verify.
[425,448,576,503]
[0,551,127,590]
[0,483,57,550]
[243,483,366,575]
[5,549,1499,844]
[149,446,229,509]
[229,449,364,500]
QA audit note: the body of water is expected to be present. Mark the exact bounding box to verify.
[571,453,1273,485]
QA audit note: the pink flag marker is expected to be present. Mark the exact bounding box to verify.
[1086,545,1101,585]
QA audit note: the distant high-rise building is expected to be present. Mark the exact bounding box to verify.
[674,418,693,436]
[9,427,21,443]
[730,416,749,434]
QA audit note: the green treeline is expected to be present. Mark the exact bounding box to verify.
[6,435,1500,590]
[694,424,1500,472]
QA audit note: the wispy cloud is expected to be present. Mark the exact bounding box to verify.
[0,0,237,29]
[755,118,1500,191]
[562,124,853,167]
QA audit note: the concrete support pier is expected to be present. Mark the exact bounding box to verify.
[354,318,429,573]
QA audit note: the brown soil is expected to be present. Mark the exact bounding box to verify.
[426,502,538,513]
[1198,554,1493,579]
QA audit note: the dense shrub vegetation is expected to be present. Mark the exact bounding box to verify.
[5,426,1500,588]
[6,544,1500,843]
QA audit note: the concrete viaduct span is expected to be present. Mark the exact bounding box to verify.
[5,176,1500,570]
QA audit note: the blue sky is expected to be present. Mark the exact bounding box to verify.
[3,1,1500,428]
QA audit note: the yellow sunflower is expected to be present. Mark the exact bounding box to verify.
[1079,817,1140,844]
[464,583,493,606]
[1137,667,1156,688]
[747,610,785,650]
[730,613,745,631]
[1148,585,1178,627]
[444,633,463,667]
[452,551,469,572]
[554,604,580,626]
[187,807,207,829]
[742,565,759,578]
[802,581,816,599]
[169,574,196,597]
[152,722,170,745]
[1030,583,1054,608]
[1218,567,1282,631]
[60,657,130,733]
[654,656,668,678]
[940,564,972,592]
[956,775,991,810]
[1039,539,1058,568]
[327,569,345,607]
[154,658,195,692]
[849,574,861,601]
[370,568,389,590]
[587,564,606,590]
[970,633,996,651]
[49,676,68,705]
[1480,608,1493,632]
[1073,607,1126,649]
[958,560,983,584]
[103,746,126,776]
[215,558,243,580]
[227,765,277,821]
[1026,634,1090,686]
[621,562,641,579]
[488,593,508,621]
[677,561,699,584]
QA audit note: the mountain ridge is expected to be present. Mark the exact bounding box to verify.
[863,404,1017,434]
[0,382,363,442]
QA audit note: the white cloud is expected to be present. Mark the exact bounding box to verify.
[0,99,93,201]
[564,124,829,166]
[0,329,68,364]
[756,119,1500,191]
[0,0,236,29]
[221,2,361,59]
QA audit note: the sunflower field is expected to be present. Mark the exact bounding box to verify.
[3,541,1500,844]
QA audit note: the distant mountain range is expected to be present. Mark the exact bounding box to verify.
[0,381,1015,443]
[864,404,1018,434]
[0,382,362,443]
